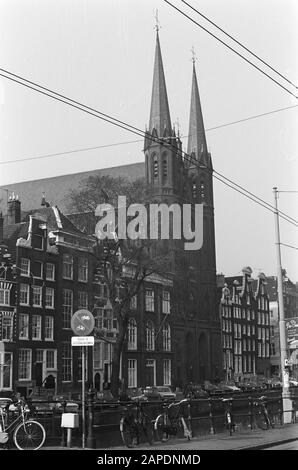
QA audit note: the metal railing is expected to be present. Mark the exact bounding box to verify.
[15,387,297,448]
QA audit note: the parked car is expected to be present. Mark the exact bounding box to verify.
[95,390,119,409]
[203,381,222,396]
[142,386,162,401]
[184,384,208,399]
[155,386,176,401]
[290,379,298,387]
[28,394,55,415]
[52,395,80,413]
[218,381,241,393]
[125,388,148,402]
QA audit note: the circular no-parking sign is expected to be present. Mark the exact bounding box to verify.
[71,309,95,336]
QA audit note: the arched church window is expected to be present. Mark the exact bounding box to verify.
[192,181,197,200]
[200,182,205,200]
[153,155,158,178]
[162,152,168,178]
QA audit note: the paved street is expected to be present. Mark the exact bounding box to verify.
[42,422,298,451]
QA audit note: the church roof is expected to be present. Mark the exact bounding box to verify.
[2,162,145,214]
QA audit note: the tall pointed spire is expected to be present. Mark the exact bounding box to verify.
[187,62,208,161]
[148,32,172,137]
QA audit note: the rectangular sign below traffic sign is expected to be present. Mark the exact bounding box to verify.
[71,336,95,347]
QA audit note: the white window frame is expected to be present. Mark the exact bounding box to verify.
[32,286,42,307]
[62,289,73,329]
[1,315,13,341]
[19,314,29,340]
[127,318,137,350]
[128,359,137,388]
[62,342,72,382]
[20,258,30,276]
[145,289,154,312]
[78,290,88,309]
[45,287,55,309]
[0,351,13,390]
[146,321,155,351]
[0,289,10,306]
[44,316,54,341]
[46,263,55,281]
[18,349,32,381]
[62,254,73,280]
[32,315,42,340]
[19,284,29,306]
[162,290,170,314]
[163,359,171,386]
[162,323,171,351]
[78,257,88,283]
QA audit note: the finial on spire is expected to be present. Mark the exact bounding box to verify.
[191,46,197,65]
[154,9,161,32]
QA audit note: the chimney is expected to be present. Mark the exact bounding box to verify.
[7,193,21,224]
[0,212,3,241]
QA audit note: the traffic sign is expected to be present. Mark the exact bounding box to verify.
[71,309,95,336]
[71,336,95,347]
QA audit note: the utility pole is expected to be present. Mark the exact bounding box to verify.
[273,187,292,423]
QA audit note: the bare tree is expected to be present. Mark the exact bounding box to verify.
[66,175,172,397]
[94,237,172,397]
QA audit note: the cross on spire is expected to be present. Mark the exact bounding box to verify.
[154,9,161,32]
[191,46,197,65]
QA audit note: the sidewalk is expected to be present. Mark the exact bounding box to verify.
[42,422,298,451]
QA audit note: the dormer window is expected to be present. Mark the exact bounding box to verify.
[33,234,44,250]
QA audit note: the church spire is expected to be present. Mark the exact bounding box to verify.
[148,31,172,137]
[187,59,208,162]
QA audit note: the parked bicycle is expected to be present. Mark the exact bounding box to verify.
[120,399,154,448]
[0,397,46,450]
[222,397,235,436]
[154,398,192,442]
[253,395,274,430]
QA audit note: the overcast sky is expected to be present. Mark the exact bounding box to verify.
[0,0,297,281]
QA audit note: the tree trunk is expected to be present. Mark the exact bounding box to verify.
[110,315,127,398]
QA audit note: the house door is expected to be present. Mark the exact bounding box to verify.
[35,363,43,387]
[145,360,156,386]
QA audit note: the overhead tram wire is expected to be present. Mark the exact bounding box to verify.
[163,0,298,100]
[1,103,297,166]
[0,69,297,229]
[181,0,298,91]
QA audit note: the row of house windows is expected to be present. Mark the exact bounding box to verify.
[127,358,172,388]
[19,314,54,341]
[20,259,55,281]
[18,348,57,381]
[62,255,88,282]
[127,319,171,351]
[0,314,53,342]
[257,312,270,325]
[233,323,257,338]
[19,284,55,308]
[234,354,256,374]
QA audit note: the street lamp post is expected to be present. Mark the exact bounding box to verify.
[273,187,292,423]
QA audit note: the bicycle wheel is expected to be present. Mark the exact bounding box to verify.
[154,414,169,442]
[120,416,137,448]
[255,412,269,430]
[13,420,46,450]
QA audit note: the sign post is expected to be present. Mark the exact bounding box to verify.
[71,310,95,450]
